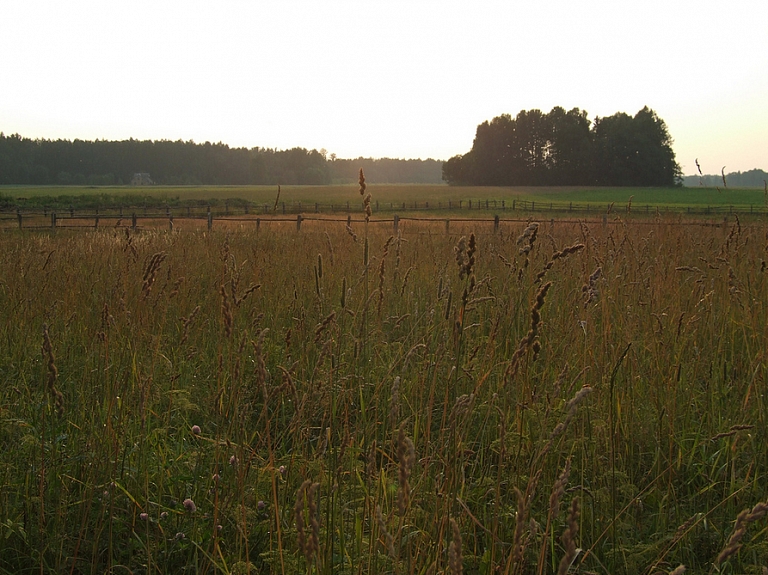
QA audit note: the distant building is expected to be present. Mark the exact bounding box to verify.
[131,173,153,186]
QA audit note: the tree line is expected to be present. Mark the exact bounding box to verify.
[442,106,681,186]
[682,169,768,189]
[0,133,444,186]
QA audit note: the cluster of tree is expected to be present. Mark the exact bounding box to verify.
[442,106,681,186]
[327,157,443,184]
[682,168,767,189]
[0,133,445,186]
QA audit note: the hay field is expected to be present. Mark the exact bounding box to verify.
[0,213,766,574]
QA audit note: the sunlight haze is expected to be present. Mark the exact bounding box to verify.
[1,0,766,176]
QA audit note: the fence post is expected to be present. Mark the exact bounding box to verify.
[315,203,319,213]
[297,214,303,231]
[207,211,212,231]
[256,218,260,231]
[132,213,137,229]
[486,200,489,209]
[445,219,450,234]
[502,200,505,209]
[17,210,22,229]
[94,216,99,229]
[169,214,173,232]
[512,200,515,210]
[469,200,472,209]
[394,214,399,234]
[494,215,499,233]
[347,214,352,227]
[51,212,56,228]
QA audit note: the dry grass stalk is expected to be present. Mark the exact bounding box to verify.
[366,439,378,480]
[42,323,64,417]
[549,386,593,443]
[141,252,167,297]
[510,486,529,571]
[324,231,335,266]
[710,424,754,442]
[399,266,413,296]
[295,480,321,565]
[377,236,394,316]
[535,243,584,284]
[454,234,477,281]
[507,281,552,380]
[177,304,197,345]
[715,501,768,566]
[582,266,602,306]
[253,329,269,403]
[397,424,416,516]
[220,283,233,338]
[359,168,372,223]
[389,376,401,430]
[272,185,281,213]
[314,312,336,344]
[232,281,260,306]
[448,517,463,575]
[537,457,573,574]
[557,498,580,575]
[376,504,396,559]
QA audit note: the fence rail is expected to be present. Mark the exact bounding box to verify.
[1,208,760,234]
[3,197,768,220]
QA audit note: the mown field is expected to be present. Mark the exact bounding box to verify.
[1,207,767,574]
[2,184,768,212]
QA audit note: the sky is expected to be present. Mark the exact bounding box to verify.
[1,0,766,176]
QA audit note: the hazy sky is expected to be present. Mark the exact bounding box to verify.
[2,1,766,175]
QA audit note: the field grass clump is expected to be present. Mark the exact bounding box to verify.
[0,213,767,574]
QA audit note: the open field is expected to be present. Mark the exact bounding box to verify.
[1,215,767,573]
[3,184,768,213]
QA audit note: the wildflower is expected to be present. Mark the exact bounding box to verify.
[160,511,168,520]
[191,425,201,435]
[257,500,266,511]
[229,455,238,466]
[175,532,186,540]
[278,465,286,477]
[139,512,149,521]
[183,498,197,513]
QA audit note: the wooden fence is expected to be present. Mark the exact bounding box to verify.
[1,208,760,234]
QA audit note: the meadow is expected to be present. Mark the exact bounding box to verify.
[0,194,767,574]
[2,184,767,214]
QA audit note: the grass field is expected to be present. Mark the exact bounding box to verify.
[1,200,767,573]
[3,184,768,212]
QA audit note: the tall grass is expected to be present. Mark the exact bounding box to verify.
[0,213,766,574]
